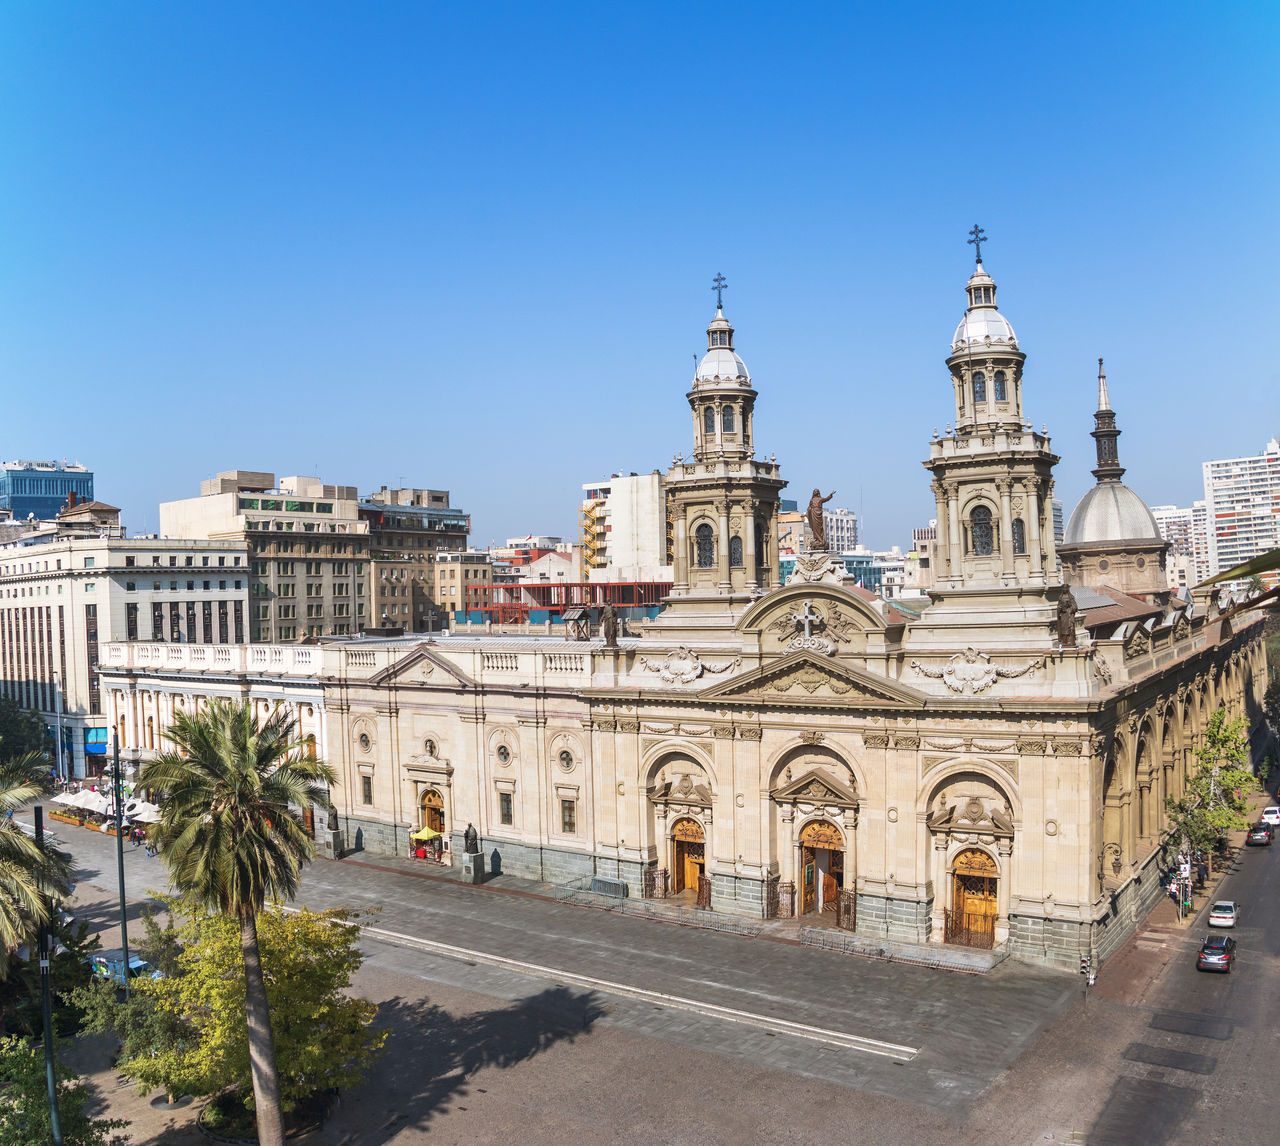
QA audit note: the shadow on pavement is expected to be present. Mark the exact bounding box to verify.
[332,986,606,1144]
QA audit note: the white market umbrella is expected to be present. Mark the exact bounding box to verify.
[52,792,80,806]
[131,805,161,824]
[74,791,111,814]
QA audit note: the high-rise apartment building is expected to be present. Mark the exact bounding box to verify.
[579,473,670,578]
[0,532,248,776]
[0,460,94,522]
[1052,499,1064,545]
[1202,438,1280,581]
[823,506,859,552]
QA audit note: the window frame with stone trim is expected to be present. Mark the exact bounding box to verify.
[721,404,735,432]
[972,371,987,405]
[703,406,715,435]
[993,370,1008,401]
[1011,517,1026,555]
[968,504,996,556]
[729,535,744,568]
[695,523,715,568]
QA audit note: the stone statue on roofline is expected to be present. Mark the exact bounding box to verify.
[805,488,835,551]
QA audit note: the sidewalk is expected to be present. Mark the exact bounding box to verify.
[1091,783,1273,1007]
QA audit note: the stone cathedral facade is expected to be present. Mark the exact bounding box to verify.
[102,254,1269,969]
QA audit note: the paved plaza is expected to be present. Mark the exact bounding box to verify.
[51,818,1280,1144]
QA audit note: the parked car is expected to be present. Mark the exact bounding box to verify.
[1196,934,1236,972]
[86,950,162,986]
[1208,901,1240,928]
[1246,823,1273,846]
[1261,806,1280,827]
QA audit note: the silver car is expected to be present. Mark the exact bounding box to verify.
[1207,900,1239,928]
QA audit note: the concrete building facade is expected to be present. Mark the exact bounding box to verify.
[0,534,248,776]
[0,460,94,523]
[1202,437,1280,583]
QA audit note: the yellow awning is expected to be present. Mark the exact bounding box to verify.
[411,827,442,841]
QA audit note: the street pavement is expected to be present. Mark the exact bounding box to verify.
[45,813,1280,1144]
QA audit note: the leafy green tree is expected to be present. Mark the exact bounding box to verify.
[138,701,337,1146]
[0,915,97,1038]
[0,753,72,978]
[1164,709,1259,870]
[0,698,52,764]
[76,896,384,1113]
[0,1035,128,1145]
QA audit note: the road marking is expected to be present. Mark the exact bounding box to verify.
[354,919,919,1061]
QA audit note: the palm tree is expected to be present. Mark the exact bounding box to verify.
[140,700,337,1146]
[0,750,71,979]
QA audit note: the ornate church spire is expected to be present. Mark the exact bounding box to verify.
[1090,358,1125,481]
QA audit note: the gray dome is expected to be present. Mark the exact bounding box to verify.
[696,347,750,383]
[1063,482,1162,545]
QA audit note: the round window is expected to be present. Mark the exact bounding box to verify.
[1098,558,1110,572]
[358,732,371,752]
[424,739,437,758]
[559,750,574,770]
[1135,556,1146,570]
[496,745,511,764]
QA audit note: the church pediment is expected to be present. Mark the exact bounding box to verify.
[368,645,475,689]
[771,768,859,808]
[699,651,925,706]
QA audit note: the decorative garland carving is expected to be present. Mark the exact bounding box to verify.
[638,647,741,684]
[970,740,1015,753]
[910,647,1045,694]
[762,665,853,696]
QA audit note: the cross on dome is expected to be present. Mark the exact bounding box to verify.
[711,273,727,309]
[967,224,987,265]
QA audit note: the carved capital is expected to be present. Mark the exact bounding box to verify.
[1017,738,1046,754]
[594,718,617,732]
[798,731,825,745]
[739,726,762,741]
[894,735,920,750]
[1051,740,1083,756]
[617,718,640,733]
[863,733,890,749]
[712,724,735,739]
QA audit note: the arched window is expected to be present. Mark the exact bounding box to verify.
[993,370,1007,401]
[755,519,766,570]
[970,505,994,556]
[972,372,987,404]
[703,407,715,435]
[695,524,715,568]
[722,405,735,432]
[1011,517,1026,555]
[729,536,743,567]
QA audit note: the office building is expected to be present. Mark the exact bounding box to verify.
[0,461,93,523]
[0,529,248,776]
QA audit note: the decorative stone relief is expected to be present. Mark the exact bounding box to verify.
[1051,741,1083,756]
[971,740,1015,753]
[1124,626,1151,661]
[617,718,640,733]
[638,646,742,684]
[1093,655,1112,684]
[784,552,849,585]
[895,735,920,749]
[713,725,735,739]
[762,664,852,696]
[594,718,617,732]
[1016,739,1047,754]
[798,731,825,745]
[910,648,1045,694]
[924,738,965,750]
[863,733,889,748]
[739,726,763,741]
[1044,819,1058,836]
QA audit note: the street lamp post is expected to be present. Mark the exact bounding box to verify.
[34,806,63,1145]
[112,735,130,1001]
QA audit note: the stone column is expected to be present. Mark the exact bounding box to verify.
[1025,481,1044,579]
[945,482,962,586]
[716,499,731,592]
[673,511,688,594]
[997,479,1015,580]
[743,499,758,591]
[1042,481,1059,577]
[931,481,949,583]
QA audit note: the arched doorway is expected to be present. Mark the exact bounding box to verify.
[672,817,705,896]
[421,788,445,834]
[947,848,997,948]
[799,820,845,915]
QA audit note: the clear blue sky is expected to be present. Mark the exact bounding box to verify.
[2,2,1277,549]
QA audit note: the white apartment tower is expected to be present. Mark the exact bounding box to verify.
[1202,438,1280,580]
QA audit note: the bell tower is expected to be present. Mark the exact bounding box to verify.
[658,276,786,626]
[914,230,1067,652]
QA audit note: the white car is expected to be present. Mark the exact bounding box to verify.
[1261,806,1280,827]
[1208,900,1240,928]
